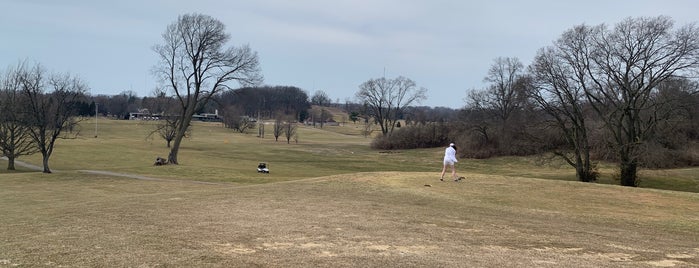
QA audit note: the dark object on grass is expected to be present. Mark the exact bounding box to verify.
[257,162,269,173]
[154,157,168,166]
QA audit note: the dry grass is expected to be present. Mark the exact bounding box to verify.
[1,119,699,267]
[1,171,698,267]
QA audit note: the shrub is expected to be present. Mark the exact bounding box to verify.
[371,123,451,150]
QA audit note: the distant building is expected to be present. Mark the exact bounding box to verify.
[130,109,222,122]
[193,109,222,122]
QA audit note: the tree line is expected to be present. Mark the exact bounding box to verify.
[378,16,699,187]
[4,14,697,190]
[0,61,88,173]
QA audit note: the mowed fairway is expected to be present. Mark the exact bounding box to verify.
[1,119,699,267]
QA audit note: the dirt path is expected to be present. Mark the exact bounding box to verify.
[77,170,224,185]
[1,157,224,185]
[1,157,44,171]
[1,158,327,187]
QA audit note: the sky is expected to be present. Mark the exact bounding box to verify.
[1,0,698,108]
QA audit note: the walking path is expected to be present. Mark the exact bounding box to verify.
[1,156,44,171]
[1,157,334,187]
[1,157,222,185]
[78,170,222,185]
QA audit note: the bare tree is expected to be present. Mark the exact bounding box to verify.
[19,63,88,173]
[482,57,528,125]
[582,16,699,186]
[530,38,597,182]
[465,58,530,155]
[362,116,375,138]
[141,87,174,116]
[283,119,297,144]
[310,90,332,129]
[221,105,255,133]
[148,116,190,148]
[0,63,39,170]
[153,13,262,164]
[356,76,427,136]
[272,116,284,141]
[311,90,331,106]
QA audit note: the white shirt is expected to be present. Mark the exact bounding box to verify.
[444,146,457,163]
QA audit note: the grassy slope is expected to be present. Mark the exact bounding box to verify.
[1,171,698,267]
[3,118,696,192]
[1,119,699,266]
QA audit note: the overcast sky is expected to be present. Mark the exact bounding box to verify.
[2,0,698,108]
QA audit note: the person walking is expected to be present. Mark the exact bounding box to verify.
[441,143,460,182]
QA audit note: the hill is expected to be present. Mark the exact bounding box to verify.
[1,170,697,267]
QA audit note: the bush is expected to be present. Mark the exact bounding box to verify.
[638,141,699,168]
[371,123,451,150]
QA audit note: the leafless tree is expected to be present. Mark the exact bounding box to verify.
[147,116,190,148]
[481,57,528,125]
[141,87,174,116]
[356,76,427,136]
[19,63,88,173]
[465,57,531,155]
[530,16,699,186]
[309,106,332,128]
[272,116,284,141]
[153,13,262,164]
[0,63,39,170]
[582,16,699,186]
[362,116,375,138]
[221,105,255,133]
[530,36,597,182]
[311,90,331,106]
[284,119,297,144]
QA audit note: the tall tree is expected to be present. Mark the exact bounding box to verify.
[482,57,527,125]
[356,76,427,136]
[273,116,284,141]
[221,105,256,133]
[466,57,530,155]
[311,90,331,106]
[0,63,39,170]
[530,36,597,182]
[583,16,699,186]
[20,63,88,173]
[284,119,297,144]
[311,90,331,128]
[153,13,262,164]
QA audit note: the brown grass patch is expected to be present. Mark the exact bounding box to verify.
[1,171,698,267]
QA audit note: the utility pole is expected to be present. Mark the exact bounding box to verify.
[94,103,98,138]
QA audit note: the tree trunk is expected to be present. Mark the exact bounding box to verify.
[42,153,51,173]
[573,153,593,182]
[580,135,595,182]
[168,143,180,165]
[7,156,16,170]
[574,153,587,182]
[168,113,194,165]
[619,160,638,187]
[582,148,595,182]
[168,134,182,165]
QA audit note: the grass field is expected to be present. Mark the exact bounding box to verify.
[1,119,698,267]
